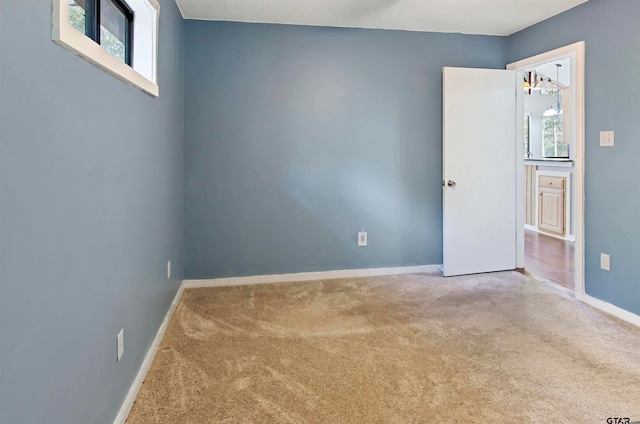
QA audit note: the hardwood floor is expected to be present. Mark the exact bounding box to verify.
[524,229,574,291]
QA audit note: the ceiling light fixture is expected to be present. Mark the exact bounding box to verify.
[543,64,563,116]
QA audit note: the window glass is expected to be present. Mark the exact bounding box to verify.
[542,115,568,158]
[69,0,86,34]
[100,0,128,63]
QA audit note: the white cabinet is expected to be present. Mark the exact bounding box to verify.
[538,175,566,236]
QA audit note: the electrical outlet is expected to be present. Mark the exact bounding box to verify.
[167,260,171,279]
[117,329,124,362]
[357,231,367,247]
[600,130,614,147]
[600,253,610,272]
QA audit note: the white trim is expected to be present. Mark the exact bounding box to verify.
[113,282,185,424]
[184,265,442,289]
[578,293,640,328]
[537,231,574,242]
[515,71,525,267]
[52,0,160,97]
[508,41,585,298]
[525,225,576,242]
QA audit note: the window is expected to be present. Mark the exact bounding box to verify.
[69,0,133,65]
[53,0,160,96]
[542,115,569,158]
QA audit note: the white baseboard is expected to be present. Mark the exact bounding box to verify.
[577,292,640,327]
[525,225,575,242]
[113,282,186,424]
[183,265,442,289]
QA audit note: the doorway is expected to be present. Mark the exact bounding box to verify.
[507,42,585,297]
[524,228,575,292]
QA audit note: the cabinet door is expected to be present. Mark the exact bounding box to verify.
[538,187,565,235]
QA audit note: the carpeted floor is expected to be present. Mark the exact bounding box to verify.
[127,271,640,423]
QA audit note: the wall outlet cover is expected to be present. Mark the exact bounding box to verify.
[357,231,367,247]
[117,328,124,362]
[600,253,610,271]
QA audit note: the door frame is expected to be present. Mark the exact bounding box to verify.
[507,41,585,297]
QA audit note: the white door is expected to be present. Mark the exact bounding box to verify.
[442,67,517,276]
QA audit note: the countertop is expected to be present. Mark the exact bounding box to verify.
[525,158,573,167]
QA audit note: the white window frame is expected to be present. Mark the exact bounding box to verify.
[52,0,160,97]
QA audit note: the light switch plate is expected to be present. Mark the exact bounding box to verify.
[600,130,614,147]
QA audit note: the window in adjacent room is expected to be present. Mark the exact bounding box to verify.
[53,0,159,96]
[542,115,568,158]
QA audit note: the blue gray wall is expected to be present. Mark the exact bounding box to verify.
[184,22,506,279]
[0,1,184,423]
[2,0,637,422]
[507,0,640,315]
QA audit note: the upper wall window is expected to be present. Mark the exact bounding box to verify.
[53,0,160,97]
[69,0,133,65]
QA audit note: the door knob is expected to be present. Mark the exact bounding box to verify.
[447,180,456,188]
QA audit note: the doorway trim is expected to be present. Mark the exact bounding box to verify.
[507,41,585,297]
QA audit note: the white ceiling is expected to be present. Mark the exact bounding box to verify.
[174,0,588,36]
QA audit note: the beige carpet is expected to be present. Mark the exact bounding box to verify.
[127,271,640,423]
